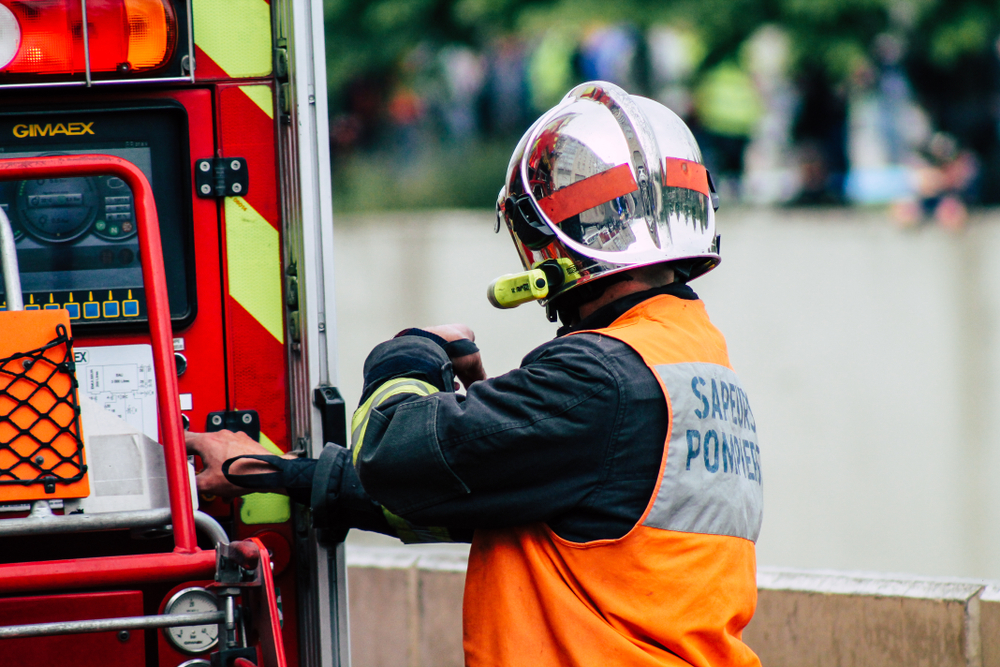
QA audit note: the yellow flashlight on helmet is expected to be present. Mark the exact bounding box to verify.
[487,258,580,309]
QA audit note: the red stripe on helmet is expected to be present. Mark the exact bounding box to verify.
[663,158,710,196]
[537,163,638,223]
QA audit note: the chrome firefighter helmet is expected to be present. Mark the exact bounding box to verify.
[490,81,720,318]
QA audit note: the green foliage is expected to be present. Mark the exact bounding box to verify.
[928,5,993,65]
[324,0,1000,210]
[325,0,1000,94]
[325,0,472,99]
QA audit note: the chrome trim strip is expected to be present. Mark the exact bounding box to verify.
[0,206,22,311]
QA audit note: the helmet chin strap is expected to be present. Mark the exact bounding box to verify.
[546,258,706,325]
[547,271,635,325]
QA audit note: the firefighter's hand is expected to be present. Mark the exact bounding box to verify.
[186,429,284,498]
[423,323,487,390]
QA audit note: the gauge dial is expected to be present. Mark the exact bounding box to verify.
[16,176,99,243]
[164,587,221,655]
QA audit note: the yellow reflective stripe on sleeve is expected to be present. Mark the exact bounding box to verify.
[383,509,420,543]
[225,197,284,344]
[349,377,452,543]
[382,509,453,544]
[350,377,438,464]
[239,432,292,525]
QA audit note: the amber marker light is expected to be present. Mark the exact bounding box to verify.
[124,0,175,70]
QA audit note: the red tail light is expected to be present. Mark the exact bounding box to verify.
[0,0,177,75]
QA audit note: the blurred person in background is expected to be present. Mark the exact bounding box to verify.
[740,26,800,205]
[647,24,704,119]
[188,82,764,667]
[576,24,643,92]
[438,46,486,143]
[892,132,980,230]
[693,61,763,201]
[791,66,849,205]
[907,36,1000,207]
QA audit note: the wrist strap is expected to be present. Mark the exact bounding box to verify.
[221,455,284,489]
[311,444,347,528]
[442,338,478,357]
[395,328,479,358]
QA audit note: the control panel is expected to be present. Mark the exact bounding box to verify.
[0,103,195,329]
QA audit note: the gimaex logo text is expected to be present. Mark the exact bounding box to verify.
[12,122,95,138]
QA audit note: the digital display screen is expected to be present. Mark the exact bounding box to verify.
[0,103,195,329]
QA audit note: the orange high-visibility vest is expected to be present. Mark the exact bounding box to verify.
[463,294,763,667]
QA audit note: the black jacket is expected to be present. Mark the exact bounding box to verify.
[241,283,699,543]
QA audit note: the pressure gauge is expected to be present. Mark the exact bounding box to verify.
[16,175,99,244]
[163,587,221,655]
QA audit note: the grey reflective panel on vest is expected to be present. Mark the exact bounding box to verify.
[644,362,763,541]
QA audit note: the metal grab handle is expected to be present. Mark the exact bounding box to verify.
[0,155,195,553]
[0,508,230,546]
[0,609,226,639]
[0,206,22,311]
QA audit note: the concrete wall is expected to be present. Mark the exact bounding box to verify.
[346,547,468,667]
[345,547,1000,667]
[334,208,1000,581]
[748,570,989,667]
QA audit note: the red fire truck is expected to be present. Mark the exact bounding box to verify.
[0,0,348,665]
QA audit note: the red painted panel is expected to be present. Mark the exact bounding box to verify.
[219,84,280,227]
[217,84,297,666]
[226,299,290,450]
[193,45,230,81]
[0,590,145,667]
[216,83,290,451]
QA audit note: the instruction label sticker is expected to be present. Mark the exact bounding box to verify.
[75,344,158,441]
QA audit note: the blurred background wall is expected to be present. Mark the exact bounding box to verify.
[333,209,1000,580]
[325,0,1000,580]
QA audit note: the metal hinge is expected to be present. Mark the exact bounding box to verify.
[194,157,248,198]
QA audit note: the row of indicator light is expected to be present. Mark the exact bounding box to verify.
[1,291,141,319]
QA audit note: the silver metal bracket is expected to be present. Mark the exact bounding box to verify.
[195,158,249,198]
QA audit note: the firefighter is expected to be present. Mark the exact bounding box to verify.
[188,81,763,667]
